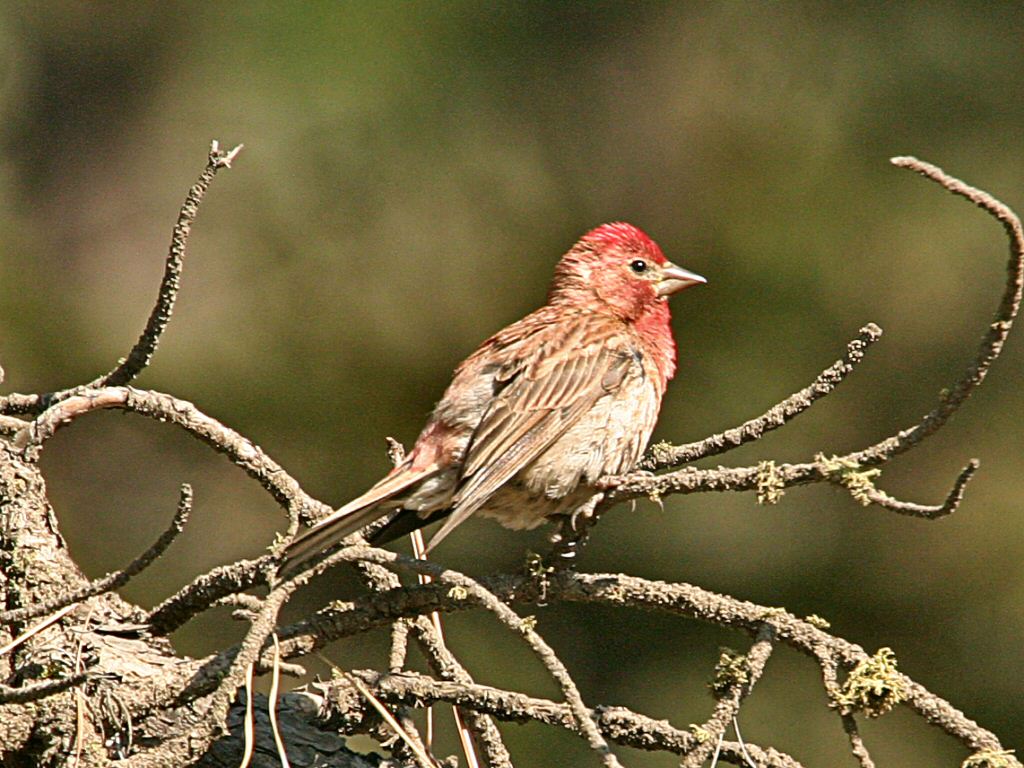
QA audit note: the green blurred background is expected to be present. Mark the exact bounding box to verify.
[1,3,1021,765]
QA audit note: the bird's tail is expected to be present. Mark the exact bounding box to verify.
[278,464,439,576]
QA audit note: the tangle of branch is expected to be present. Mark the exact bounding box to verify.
[0,148,1019,768]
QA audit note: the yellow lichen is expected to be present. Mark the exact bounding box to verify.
[836,647,906,718]
[756,460,785,505]
[817,453,883,506]
[709,647,749,698]
[962,749,1017,768]
[689,724,712,743]
[267,531,287,552]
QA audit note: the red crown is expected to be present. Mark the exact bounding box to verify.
[583,222,666,264]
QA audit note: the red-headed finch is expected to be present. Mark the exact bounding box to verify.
[282,223,705,572]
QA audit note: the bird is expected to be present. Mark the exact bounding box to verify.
[281,222,705,573]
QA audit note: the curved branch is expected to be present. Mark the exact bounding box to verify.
[852,459,979,518]
[611,160,1020,522]
[605,454,979,521]
[18,386,332,526]
[847,157,1023,467]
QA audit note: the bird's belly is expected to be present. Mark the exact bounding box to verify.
[475,484,590,530]
[476,378,659,530]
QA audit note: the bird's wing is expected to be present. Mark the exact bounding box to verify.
[280,458,441,574]
[427,317,636,549]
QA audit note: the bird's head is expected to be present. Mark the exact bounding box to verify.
[549,222,705,322]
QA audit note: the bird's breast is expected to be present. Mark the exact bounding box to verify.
[475,361,661,530]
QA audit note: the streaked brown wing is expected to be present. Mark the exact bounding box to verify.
[426,316,634,548]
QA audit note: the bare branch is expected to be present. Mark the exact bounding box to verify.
[147,555,272,635]
[0,141,242,417]
[90,141,243,389]
[645,323,883,469]
[605,453,979,523]
[261,568,1012,757]
[843,157,1024,467]
[609,160,1022,523]
[853,459,979,518]
[315,670,806,768]
[18,386,332,526]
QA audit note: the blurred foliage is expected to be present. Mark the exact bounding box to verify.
[0,3,1021,765]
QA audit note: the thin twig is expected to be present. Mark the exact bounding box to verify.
[841,714,876,768]
[681,626,775,767]
[91,141,243,389]
[856,459,979,518]
[0,141,242,416]
[846,157,1024,467]
[645,323,883,469]
[603,455,976,521]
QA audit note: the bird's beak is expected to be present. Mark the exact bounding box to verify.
[656,262,707,297]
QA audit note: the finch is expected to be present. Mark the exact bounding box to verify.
[282,222,705,572]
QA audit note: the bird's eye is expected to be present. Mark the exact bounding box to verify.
[629,259,648,274]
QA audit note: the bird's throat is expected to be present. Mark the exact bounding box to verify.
[632,301,677,384]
